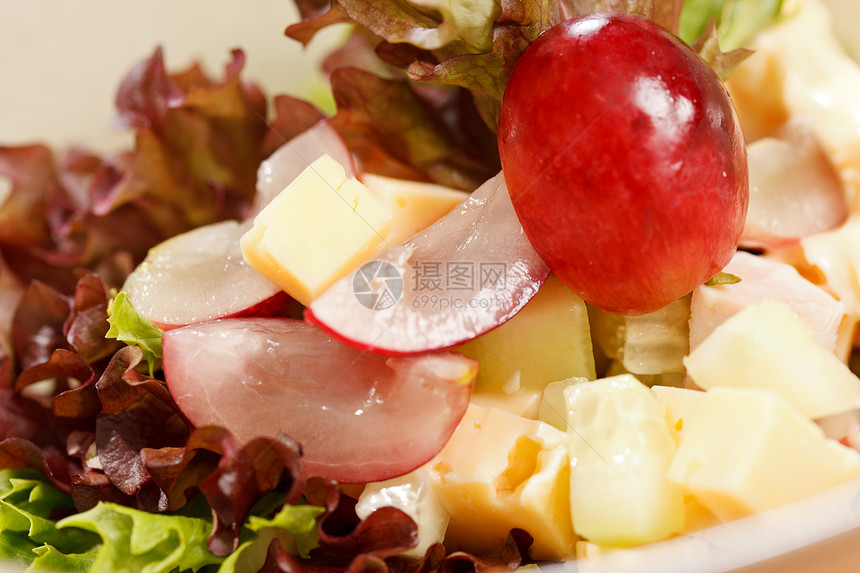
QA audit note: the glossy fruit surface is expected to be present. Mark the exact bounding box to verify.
[122,220,294,330]
[306,173,549,355]
[162,317,476,483]
[498,13,748,315]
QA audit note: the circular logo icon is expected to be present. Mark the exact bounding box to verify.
[353,260,403,311]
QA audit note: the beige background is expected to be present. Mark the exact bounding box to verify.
[0,1,860,572]
[0,0,857,153]
[0,0,343,152]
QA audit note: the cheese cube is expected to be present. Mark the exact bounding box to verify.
[430,405,575,561]
[361,173,467,245]
[240,155,393,306]
[667,387,860,522]
[684,300,860,419]
[469,387,542,419]
[651,385,707,445]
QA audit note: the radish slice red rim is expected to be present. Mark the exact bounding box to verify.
[122,220,295,330]
[305,172,551,355]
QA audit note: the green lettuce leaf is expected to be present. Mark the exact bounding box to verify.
[0,469,99,569]
[679,0,783,50]
[56,502,222,573]
[217,502,325,573]
[106,292,164,376]
[30,545,98,573]
[246,502,324,558]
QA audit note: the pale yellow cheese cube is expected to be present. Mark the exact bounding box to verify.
[684,300,860,419]
[361,173,467,245]
[651,385,707,445]
[646,386,719,534]
[666,387,860,523]
[468,387,542,419]
[430,404,575,561]
[240,155,393,306]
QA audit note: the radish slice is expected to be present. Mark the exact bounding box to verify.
[305,172,551,355]
[162,317,476,483]
[740,119,849,249]
[122,220,293,330]
[253,119,355,213]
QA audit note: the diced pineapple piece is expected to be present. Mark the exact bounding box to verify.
[240,154,393,306]
[430,404,575,561]
[539,377,588,431]
[457,274,595,394]
[565,374,684,547]
[685,300,860,419]
[591,296,690,377]
[356,465,449,558]
[361,173,468,246]
[690,250,846,354]
[667,387,860,522]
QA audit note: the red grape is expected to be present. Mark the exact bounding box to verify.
[498,13,748,315]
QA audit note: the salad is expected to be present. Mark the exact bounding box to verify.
[2,0,860,571]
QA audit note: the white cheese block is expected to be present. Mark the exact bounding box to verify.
[685,300,860,419]
[651,385,707,446]
[667,387,860,522]
[356,465,449,558]
[469,387,542,419]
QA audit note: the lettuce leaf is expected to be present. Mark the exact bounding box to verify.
[56,502,222,573]
[0,468,98,569]
[30,544,98,573]
[217,502,325,572]
[106,292,164,377]
[287,0,563,132]
[679,0,784,50]
[247,503,323,558]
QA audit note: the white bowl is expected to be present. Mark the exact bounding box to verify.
[1,1,859,572]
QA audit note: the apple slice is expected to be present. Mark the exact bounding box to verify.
[740,118,848,250]
[162,317,476,483]
[122,220,294,330]
[253,119,355,213]
[305,172,551,355]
